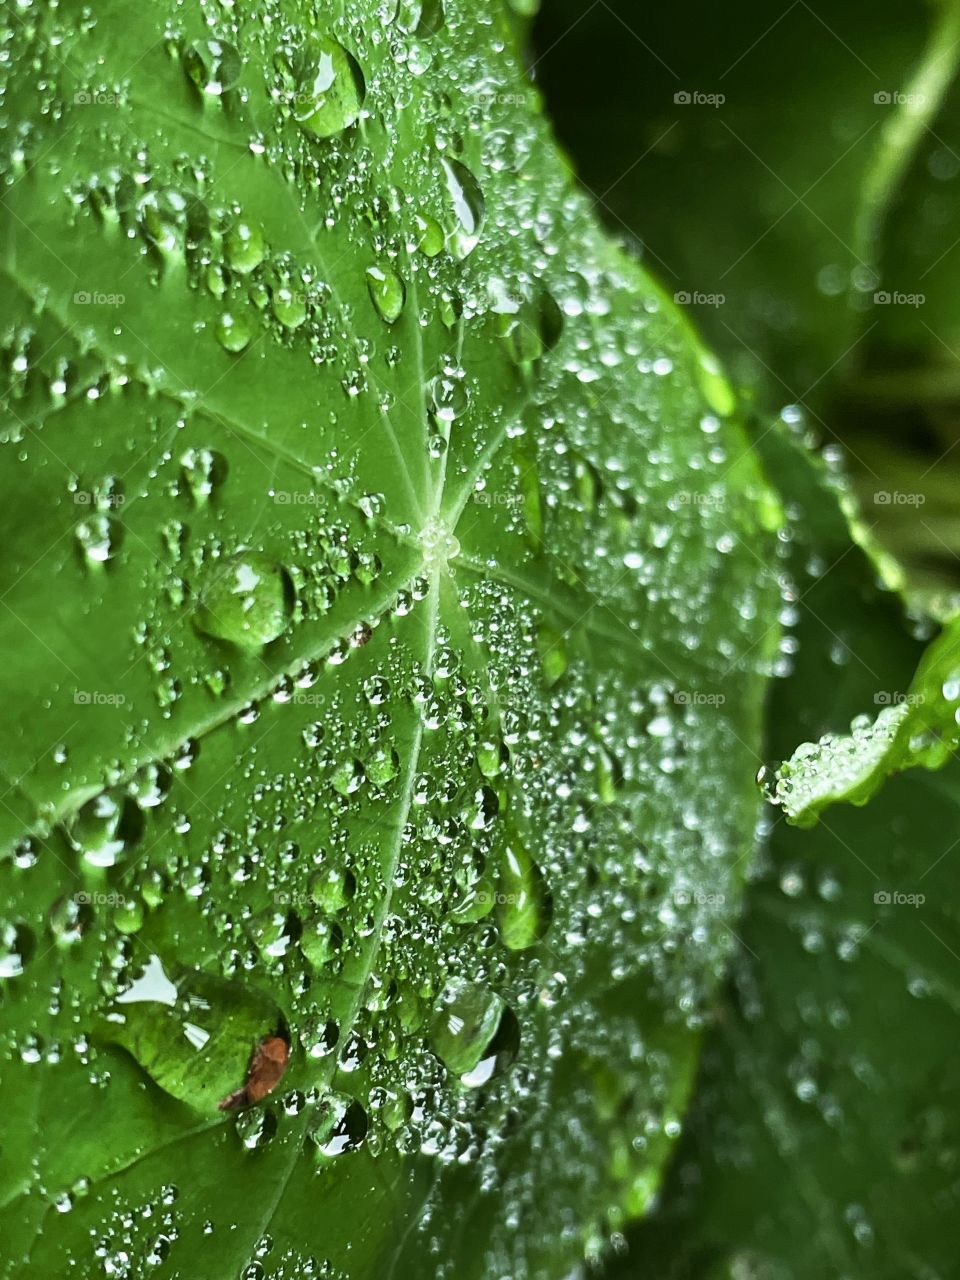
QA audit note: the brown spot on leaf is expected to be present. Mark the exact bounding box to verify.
[218,1034,290,1111]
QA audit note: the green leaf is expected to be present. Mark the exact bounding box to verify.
[537,0,960,404]
[773,607,960,825]
[615,416,960,1278]
[0,1,781,1275]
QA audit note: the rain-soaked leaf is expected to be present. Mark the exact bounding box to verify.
[0,1,782,1277]
[615,417,960,1278]
[773,604,960,824]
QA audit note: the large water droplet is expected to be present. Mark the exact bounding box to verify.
[308,1090,368,1157]
[180,447,227,505]
[106,957,287,1115]
[300,914,343,967]
[224,220,266,275]
[366,264,406,323]
[293,38,365,139]
[182,38,242,96]
[496,830,553,950]
[271,283,307,329]
[215,309,255,353]
[429,980,519,1087]
[491,280,563,364]
[309,863,354,913]
[441,158,485,257]
[75,513,121,566]
[0,920,36,978]
[396,0,446,37]
[67,791,144,868]
[194,553,294,648]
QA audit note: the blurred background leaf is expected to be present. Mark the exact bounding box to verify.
[534,0,960,598]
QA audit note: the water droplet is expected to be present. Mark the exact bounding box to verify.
[366,743,400,785]
[180,448,227,505]
[307,1091,368,1157]
[67,791,144,868]
[0,921,35,978]
[215,309,255,353]
[182,38,242,96]
[194,553,294,648]
[491,280,563,364]
[302,1016,339,1058]
[48,895,93,945]
[235,1106,278,1151]
[224,220,266,275]
[293,38,365,139]
[428,371,469,423]
[396,0,446,37]
[271,284,307,329]
[366,264,406,323]
[300,914,343,967]
[496,830,553,950]
[75,513,121,566]
[113,900,145,935]
[441,157,485,257]
[107,958,287,1115]
[252,909,299,960]
[414,211,444,257]
[309,864,354,913]
[429,980,519,1087]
